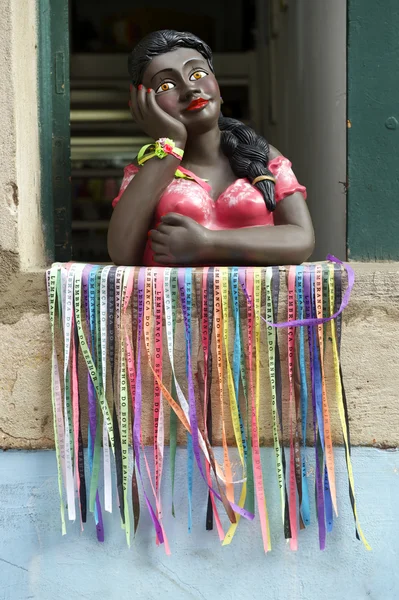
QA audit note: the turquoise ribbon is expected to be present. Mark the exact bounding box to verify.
[296,266,310,526]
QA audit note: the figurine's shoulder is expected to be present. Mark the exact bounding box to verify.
[268,144,282,161]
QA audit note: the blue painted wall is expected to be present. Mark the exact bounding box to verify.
[0,448,398,600]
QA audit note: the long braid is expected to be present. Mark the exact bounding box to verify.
[219,116,276,211]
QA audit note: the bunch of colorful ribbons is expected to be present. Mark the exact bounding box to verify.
[46,259,370,552]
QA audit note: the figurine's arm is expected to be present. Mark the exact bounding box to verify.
[204,190,314,265]
[108,154,183,266]
[150,146,314,266]
[107,86,187,266]
[150,191,313,266]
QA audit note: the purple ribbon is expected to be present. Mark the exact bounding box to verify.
[82,264,104,542]
[135,268,165,542]
[310,268,325,450]
[304,267,326,549]
[241,256,353,328]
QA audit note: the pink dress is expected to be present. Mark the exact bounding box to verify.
[112,156,307,266]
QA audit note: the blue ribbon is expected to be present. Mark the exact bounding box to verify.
[304,267,326,548]
[87,265,103,533]
[295,266,310,526]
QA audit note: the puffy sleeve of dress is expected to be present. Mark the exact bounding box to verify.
[267,156,307,203]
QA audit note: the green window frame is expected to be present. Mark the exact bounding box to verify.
[38,0,71,263]
[347,0,399,260]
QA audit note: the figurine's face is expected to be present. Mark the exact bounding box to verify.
[141,47,221,134]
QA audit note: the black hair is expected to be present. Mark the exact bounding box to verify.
[128,30,276,211]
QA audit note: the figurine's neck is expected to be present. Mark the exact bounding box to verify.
[183,126,222,166]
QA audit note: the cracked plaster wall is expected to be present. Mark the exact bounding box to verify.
[1,263,399,449]
[0,0,44,270]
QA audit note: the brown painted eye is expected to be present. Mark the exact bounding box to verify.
[190,71,207,81]
[156,81,175,94]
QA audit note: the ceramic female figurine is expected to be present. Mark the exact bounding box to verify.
[108,30,314,267]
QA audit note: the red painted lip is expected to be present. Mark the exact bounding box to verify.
[186,98,209,111]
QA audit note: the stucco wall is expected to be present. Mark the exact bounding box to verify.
[0,0,49,447]
[13,0,44,269]
[0,448,398,599]
[0,1,18,257]
[0,0,44,269]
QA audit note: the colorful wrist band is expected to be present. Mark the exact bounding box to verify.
[138,138,184,165]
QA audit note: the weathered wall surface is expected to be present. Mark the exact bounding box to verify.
[13,0,44,269]
[1,263,399,449]
[0,0,47,445]
[0,0,43,269]
[0,1,18,257]
[0,448,398,600]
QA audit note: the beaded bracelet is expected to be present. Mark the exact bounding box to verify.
[138,137,184,165]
